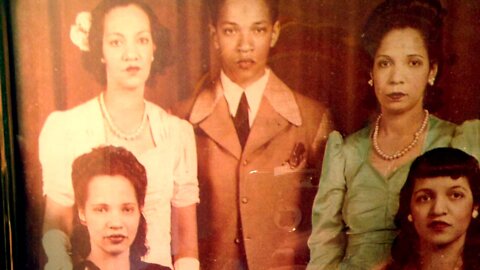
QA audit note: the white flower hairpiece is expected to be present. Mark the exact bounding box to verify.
[70,11,92,52]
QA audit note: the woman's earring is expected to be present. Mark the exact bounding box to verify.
[151,56,154,62]
[101,58,105,64]
[368,79,373,87]
[428,77,435,86]
[407,214,413,222]
[473,209,479,219]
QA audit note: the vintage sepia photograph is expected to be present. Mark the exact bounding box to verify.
[2,0,480,269]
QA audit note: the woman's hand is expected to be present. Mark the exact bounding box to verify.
[42,197,74,270]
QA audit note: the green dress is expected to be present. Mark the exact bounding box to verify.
[307,116,456,270]
[451,119,480,161]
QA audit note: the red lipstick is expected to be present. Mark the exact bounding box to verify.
[386,92,406,100]
[105,234,127,244]
[428,221,451,232]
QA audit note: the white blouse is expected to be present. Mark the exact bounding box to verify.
[39,97,199,268]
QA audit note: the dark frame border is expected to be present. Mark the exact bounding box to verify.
[1,1,28,269]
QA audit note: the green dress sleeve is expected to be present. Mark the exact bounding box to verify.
[452,119,480,161]
[307,131,347,270]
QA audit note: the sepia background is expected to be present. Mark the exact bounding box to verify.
[6,0,480,268]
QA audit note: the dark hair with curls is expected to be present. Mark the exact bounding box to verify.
[83,0,171,85]
[71,145,149,262]
[207,0,280,25]
[362,0,445,65]
[361,0,446,112]
[387,147,480,270]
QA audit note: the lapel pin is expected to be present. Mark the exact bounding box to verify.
[288,142,305,169]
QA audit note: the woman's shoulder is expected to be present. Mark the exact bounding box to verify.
[429,114,457,131]
[326,125,371,144]
[452,118,480,160]
[454,118,480,141]
[323,126,371,160]
[343,125,372,150]
[456,118,480,131]
[424,115,457,149]
[41,98,100,133]
[146,100,192,129]
[57,97,99,117]
[145,100,194,142]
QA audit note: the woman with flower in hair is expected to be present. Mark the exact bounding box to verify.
[385,147,480,270]
[71,146,170,270]
[307,0,456,269]
[39,1,199,269]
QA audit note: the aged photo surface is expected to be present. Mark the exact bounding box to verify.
[5,0,480,269]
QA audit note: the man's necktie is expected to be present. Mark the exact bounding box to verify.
[234,92,250,149]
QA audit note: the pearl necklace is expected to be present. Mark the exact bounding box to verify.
[99,92,147,141]
[372,109,429,161]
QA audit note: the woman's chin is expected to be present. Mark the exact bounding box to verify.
[95,241,131,258]
[104,246,129,257]
[380,103,422,116]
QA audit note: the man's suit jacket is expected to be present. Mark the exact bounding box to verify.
[174,72,332,270]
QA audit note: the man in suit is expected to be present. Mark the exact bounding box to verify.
[174,0,333,269]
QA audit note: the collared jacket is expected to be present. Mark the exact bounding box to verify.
[174,71,332,270]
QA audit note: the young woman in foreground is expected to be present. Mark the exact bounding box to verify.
[71,146,170,270]
[385,147,480,270]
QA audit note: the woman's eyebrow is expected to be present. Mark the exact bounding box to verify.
[89,202,108,206]
[122,202,138,206]
[105,30,151,36]
[406,54,425,58]
[412,188,433,195]
[104,32,124,37]
[449,185,469,191]
[374,54,392,59]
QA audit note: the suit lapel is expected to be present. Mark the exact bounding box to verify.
[189,71,302,160]
[244,97,290,157]
[190,82,242,159]
[244,72,302,156]
[200,99,242,159]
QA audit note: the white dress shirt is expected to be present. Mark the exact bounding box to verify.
[221,69,270,127]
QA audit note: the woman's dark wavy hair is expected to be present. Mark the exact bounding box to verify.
[207,0,279,24]
[387,147,480,270]
[361,0,446,112]
[70,145,149,262]
[83,0,171,85]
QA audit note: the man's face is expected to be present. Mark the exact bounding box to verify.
[212,0,280,88]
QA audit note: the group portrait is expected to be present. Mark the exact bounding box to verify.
[4,0,480,269]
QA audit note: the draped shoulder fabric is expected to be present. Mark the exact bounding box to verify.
[452,119,480,161]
